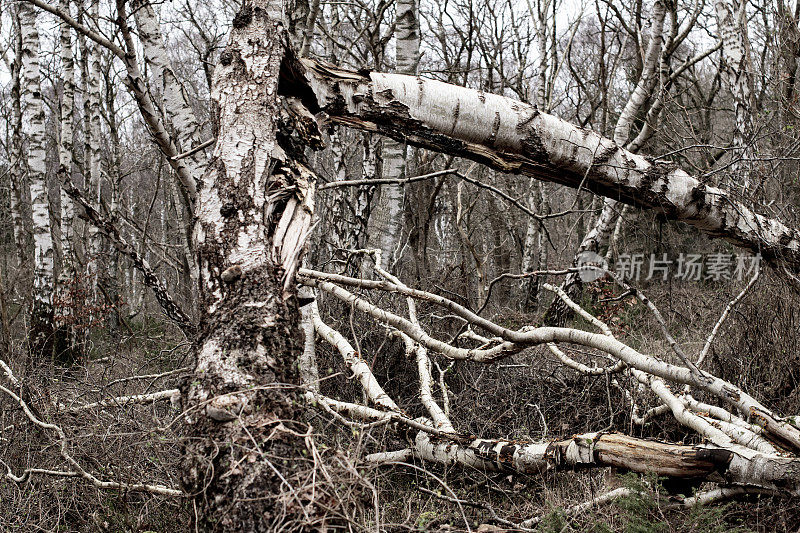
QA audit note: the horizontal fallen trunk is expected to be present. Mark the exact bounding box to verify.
[405,431,800,495]
[288,58,800,274]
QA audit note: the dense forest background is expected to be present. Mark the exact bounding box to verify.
[4,0,800,530]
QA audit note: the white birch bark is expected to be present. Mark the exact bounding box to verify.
[373,255,455,431]
[8,9,33,269]
[301,273,800,451]
[168,175,198,304]
[103,67,124,331]
[545,0,668,325]
[366,0,419,269]
[24,0,200,204]
[182,2,322,527]
[58,0,75,274]
[327,127,351,253]
[299,60,800,275]
[520,181,548,311]
[519,0,554,308]
[613,0,667,147]
[55,0,77,362]
[309,301,399,411]
[132,0,207,185]
[20,1,55,357]
[405,430,800,495]
[81,0,102,305]
[715,0,756,190]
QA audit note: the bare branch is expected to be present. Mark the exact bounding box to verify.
[62,389,180,413]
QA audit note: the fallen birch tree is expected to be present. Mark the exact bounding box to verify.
[287,58,800,275]
[299,258,800,496]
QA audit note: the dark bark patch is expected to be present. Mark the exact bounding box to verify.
[695,447,733,476]
[219,201,237,218]
[277,48,322,114]
[450,100,460,134]
[520,131,550,165]
[232,4,253,28]
[591,144,621,173]
[487,112,501,147]
[690,184,707,211]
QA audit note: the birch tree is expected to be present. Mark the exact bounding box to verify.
[7,7,33,273]
[179,2,319,527]
[715,0,756,192]
[20,1,55,358]
[520,0,559,310]
[79,0,103,316]
[366,0,420,269]
[14,0,800,529]
[543,0,700,325]
[179,5,800,527]
[54,0,77,362]
[132,0,208,190]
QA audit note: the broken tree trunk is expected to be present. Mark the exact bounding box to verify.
[293,59,800,275]
[402,431,800,495]
[180,2,325,530]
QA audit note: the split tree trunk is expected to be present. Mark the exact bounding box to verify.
[180,2,323,530]
[404,431,800,495]
[294,60,800,275]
